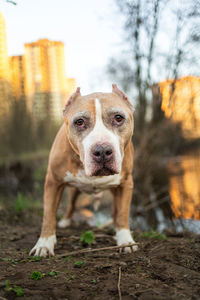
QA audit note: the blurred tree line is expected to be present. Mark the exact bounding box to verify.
[107,0,200,229]
[0,96,60,158]
[108,0,200,133]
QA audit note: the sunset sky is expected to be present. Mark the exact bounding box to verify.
[1,0,123,94]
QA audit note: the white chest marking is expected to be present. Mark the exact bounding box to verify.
[64,170,121,193]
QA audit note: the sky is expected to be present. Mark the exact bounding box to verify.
[0,0,123,94]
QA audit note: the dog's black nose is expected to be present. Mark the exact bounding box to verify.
[92,144,113,163]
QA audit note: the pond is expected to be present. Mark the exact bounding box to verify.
[168,149,200,233]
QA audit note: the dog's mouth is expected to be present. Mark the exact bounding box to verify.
[91,164,117,176]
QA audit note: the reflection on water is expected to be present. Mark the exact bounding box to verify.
[169,149,200,220]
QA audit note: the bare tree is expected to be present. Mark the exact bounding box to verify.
[107,0,200,130]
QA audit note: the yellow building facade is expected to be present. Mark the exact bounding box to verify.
[0,11,11,113]
[0,12,10,82]
[0,11,76,122]
[24,39,76,121]
[159,76,200,138]
[9,55,25,99]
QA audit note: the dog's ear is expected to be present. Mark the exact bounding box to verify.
[112,84,129,103]
[63,87,81,115]
[112,84,134,111]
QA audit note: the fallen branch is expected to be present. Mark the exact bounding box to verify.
[118,266,122,300]
[57,243,139,258]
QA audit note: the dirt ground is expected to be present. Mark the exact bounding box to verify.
[0,211,200,300]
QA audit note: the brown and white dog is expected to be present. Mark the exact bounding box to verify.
[30,84,138,257]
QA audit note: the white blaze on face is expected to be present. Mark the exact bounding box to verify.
[82,98,122,176]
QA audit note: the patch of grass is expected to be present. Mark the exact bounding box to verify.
[2,258,12,262]
[91,279,97,284]
[74,260,84,268]
[48,270,58,277]
[5,281,24,297]
[13,193,29,213]
[28,256,41,262]
[140,229,166,240]
[30,271,43,280]
[13,285,24,297]
[2,258,22,264]
[19,259,27,263]
[80,230,95,245]
[12,259,19,265]
[5,280,12,292]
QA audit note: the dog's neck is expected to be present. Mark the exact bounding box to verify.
[64,169,121,194]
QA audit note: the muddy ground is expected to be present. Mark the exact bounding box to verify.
[0,211,200,300]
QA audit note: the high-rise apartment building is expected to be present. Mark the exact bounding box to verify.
[159,76,200,138]
[0,13,76,122]
[9,55,25,99]
[24,39,73,121]
[0,11,11,113]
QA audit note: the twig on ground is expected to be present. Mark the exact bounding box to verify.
[118,266,122,300]
[57,243,139,258]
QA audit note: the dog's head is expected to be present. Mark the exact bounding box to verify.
[63,84,134,177]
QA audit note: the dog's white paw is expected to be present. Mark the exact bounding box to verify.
[29,234,57,257]
[116,229,138,253]
[58,218,71,228]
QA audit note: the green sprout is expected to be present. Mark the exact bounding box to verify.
[5,280,12,292]
[91,279,97,284]
[80,230,95,245]
[140,229,166,240]
[74,261,84,268]
[48,271,58,277]
[5,281,24,297]
[29,256,41,262]
[13,285,24,297]
[30,271,43,280]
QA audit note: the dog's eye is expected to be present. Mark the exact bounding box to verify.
[75,118,85,128]
[115,115,123,122]
[113,114,124,126]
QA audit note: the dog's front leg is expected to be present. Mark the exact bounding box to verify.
[58,187,80,228]
[30,175,64,257]
[112,175,138,253]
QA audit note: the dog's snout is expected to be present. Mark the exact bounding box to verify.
[92,144,113,163]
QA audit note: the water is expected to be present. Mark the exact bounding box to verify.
[167,149,200,233]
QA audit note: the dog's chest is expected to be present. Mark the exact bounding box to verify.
[64,170,121,193]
